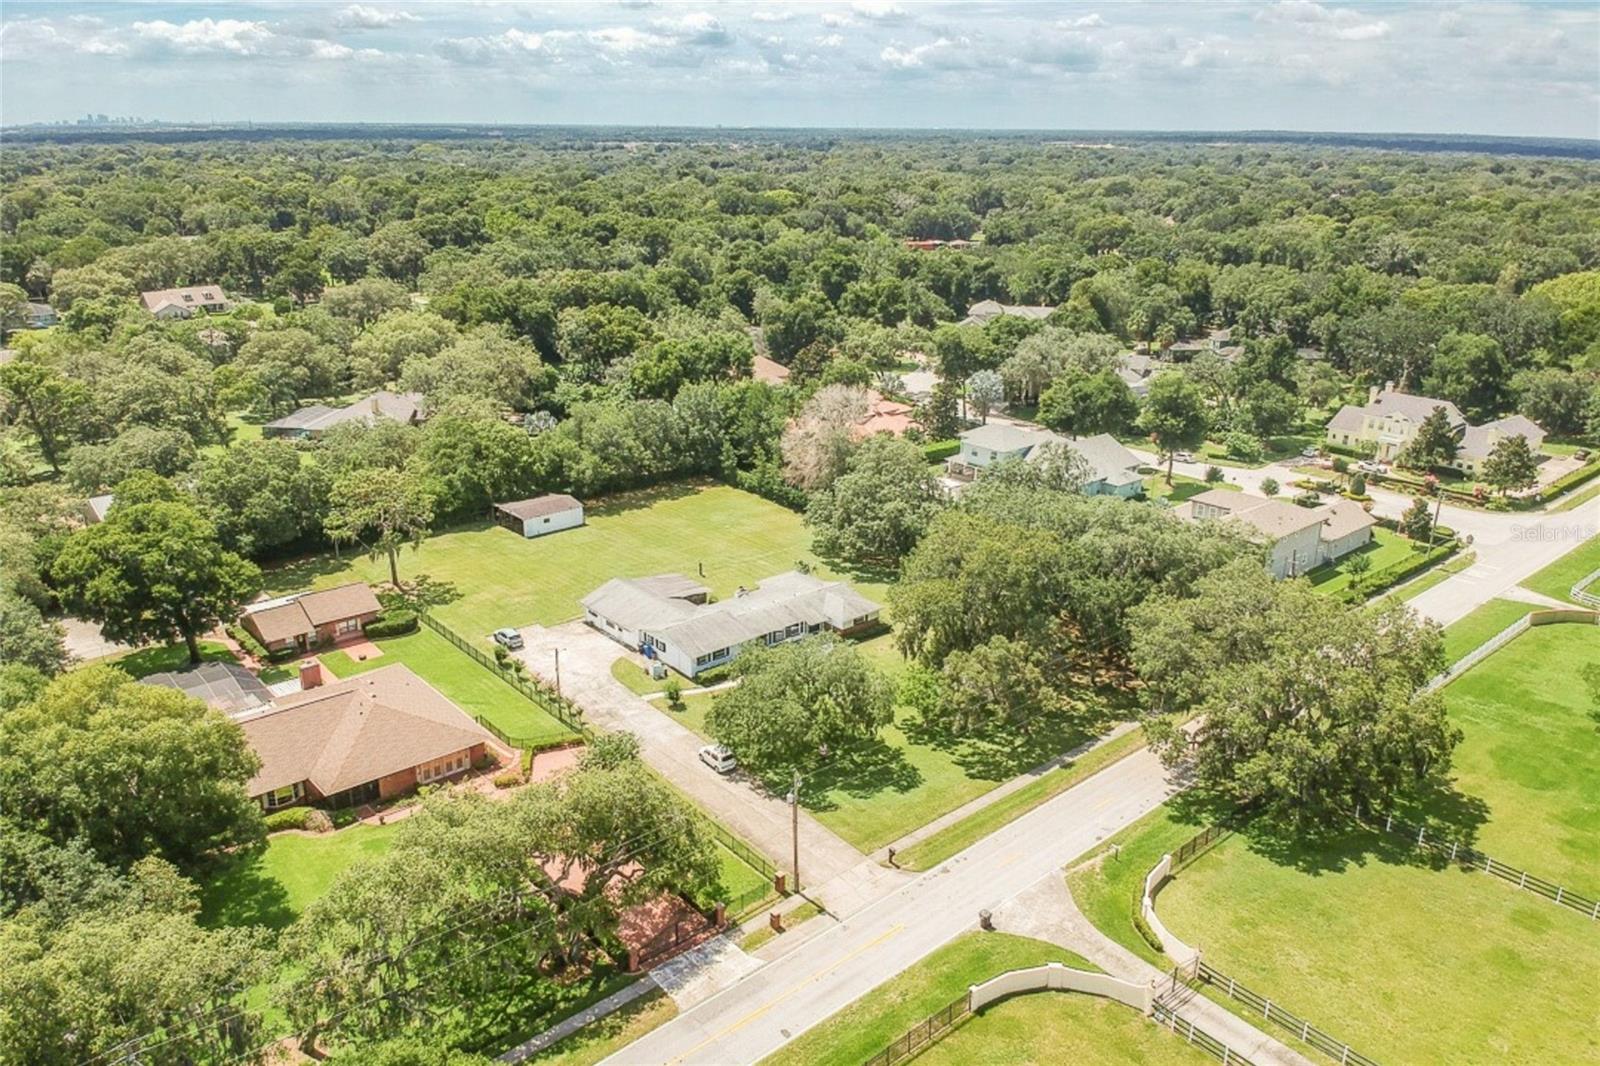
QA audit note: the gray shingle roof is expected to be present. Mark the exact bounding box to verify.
[495,494,584,521]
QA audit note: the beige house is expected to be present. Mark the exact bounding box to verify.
[240,664,492,810]
[262,391,427,440]
[1326,385,1544,476]
[1177,489,1377,579]
[140,284,231,318]
[240,582,383,655]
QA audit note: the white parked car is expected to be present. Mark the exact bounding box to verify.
[698,744,737,774]
[1174,451,1196,463]
[492,627,524,651]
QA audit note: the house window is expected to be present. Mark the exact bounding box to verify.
[264,783,300,809]
[336,618,360,635]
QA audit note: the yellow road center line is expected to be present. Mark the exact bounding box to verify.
[665,923,907,1065]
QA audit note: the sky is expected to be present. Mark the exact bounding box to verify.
[1,1,1597,138]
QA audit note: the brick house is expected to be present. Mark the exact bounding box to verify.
[240,582,383,655]
[240,663,493,810]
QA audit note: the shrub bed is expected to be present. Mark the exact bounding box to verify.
[364,609,419,638]
[264,806,333,833]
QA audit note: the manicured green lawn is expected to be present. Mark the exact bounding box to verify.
[916,988,1218,1066]
[1143,473,1237,503]
[761,933,1098,1066]
[110,640,234,679]
[1521,532,1600,604]
[1439,598,1532,666]
[200,823,400,929]
[715,841,775,907]
[1428,624,1600,886]
[1198,432,1318,469]
[1551,477,1600,512]
[266,483,888,635]
[1157,828,1600,1065]
[1306,527,1417,594]
[610,657,663,696]
[320,627,575,746]
[659,687,1134,854]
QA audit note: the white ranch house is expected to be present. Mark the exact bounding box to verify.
[581,571,882,679]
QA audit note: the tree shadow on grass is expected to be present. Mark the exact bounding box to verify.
[902,678,1138,783]
[746,735,924,814]
[1198,776,1491,879]
[584,480,705,519]
[197,850,295,931]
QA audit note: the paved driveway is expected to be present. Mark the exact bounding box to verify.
[512,621,886,907]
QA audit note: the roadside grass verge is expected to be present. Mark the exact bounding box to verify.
[1438,598,1532,665]
[1520,532,1600,604]
[526,985,678,1066]
[738,899,823,952]
[895,726,1148,871]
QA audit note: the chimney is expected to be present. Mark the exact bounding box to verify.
[1367,384,1379,404]
[299,660,322,690]
[1383,380,1395,396]
[370,394,381,414]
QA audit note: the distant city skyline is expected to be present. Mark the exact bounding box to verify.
[2,2,1597,139]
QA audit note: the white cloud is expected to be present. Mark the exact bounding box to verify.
[821,13,856,29]
[1258,1,1389,42]
[880,37,955,69]
[815,33,845,48]
[750,10,794,23]
[1066,14,1105,29]
[653,12,732,46]
[0,15,127,58]
[853,1,909,22]
[334,5,419,30]
[131,18,278,56]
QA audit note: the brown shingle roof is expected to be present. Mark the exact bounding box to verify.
[245,601,317,645]
[240,664,493,797]
[297,582,382,626]
[495,495,584,521]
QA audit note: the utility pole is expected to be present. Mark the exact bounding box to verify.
[787,769,802,893]
[554,648,562,698]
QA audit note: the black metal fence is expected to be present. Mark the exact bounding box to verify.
[1150,1000,1259,1066]
[1190,961,1379,1066]
[1360,809,1600,921]
[861,991,972,1066]
[1172,824,1230,872]
[418,611,591,739]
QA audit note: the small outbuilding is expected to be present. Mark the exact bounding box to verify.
[494,494,585,539]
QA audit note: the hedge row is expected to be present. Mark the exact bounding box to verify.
[1533,458,1600,504]
[732,468,808,512]
[1334,540,1457,604]
[922,439,960,463]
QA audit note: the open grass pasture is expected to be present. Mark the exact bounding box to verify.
[266,482,889,636]
[916,989,1219,1066]
[1426,623,1600,887]
[320,626,576,746]
[1157,828,1600,1064]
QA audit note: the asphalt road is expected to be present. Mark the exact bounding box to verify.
[602,746,1185,1065]
[599,477,1600,1066]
